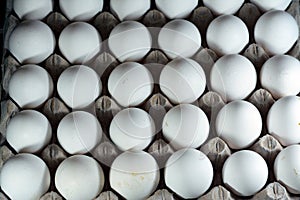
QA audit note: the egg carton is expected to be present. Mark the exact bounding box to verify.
[1,0,300,200]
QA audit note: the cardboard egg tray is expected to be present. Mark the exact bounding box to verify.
[1,0,300,199]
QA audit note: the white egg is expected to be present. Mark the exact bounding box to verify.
[158,19,201,59]
[0,153,50,200]
[13,0,53,20]
[108,62,153,107]
[57,65,102,109]
[9,64,54,108]
[8,20,55,64]
[216,100,262,149]
[110,151,160,199]
[250,0,292,12]
[222,150,268,196]
[108,21,151,62]
[159,58,206,104]
[110,0,150,21]
[254,10,298,55]
[274,144,300,194]
[57,111,102,154]
[155,0,198,19]
[59,22,102,64]
[267,96,300,146]
[59,0,103,21]
[162,104,209,150]
[6,110,52,153]
[55,155,105,200]
[165,148,213,199]
[207,15,249,55]
[260,55,300,99]
[210,54,257,102]
[110,108,155,151]
[203,0,244,15]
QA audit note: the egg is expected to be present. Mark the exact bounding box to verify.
[8,20,55,64]
[158,19,201,59]
[57,65,102,109]
[59,0,103,21]
[164,148,213,198]
[155,0,198,19]
[159,58,206,104]
[0,153,50,200]
[206,15,249,55]
[222,150,268,196]
[216,100,262,149]
[6,110,52,153]
[250,0,292,12]
[267,95,300,146]
[110,0,150,21]
[110,151,160,199]
[274,144,300,194]
[254,10,298,55]
[210,54,257,102]
[55,155,105,200]
[162,104,209,150]
[260,55,300,99]
[110,108,155,151]
[13,0,53,20]
[59,22,102,64]
[57,111,102,154]
[203,0,244,15]
[8,64,54,108]
[108,62,153,107]
[108,21,151,62]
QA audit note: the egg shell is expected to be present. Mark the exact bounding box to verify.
[55,155,105,200]
[215,100,262,149]
[250,0,292,12]
[13,0,53,20]
[8,20,55,64]
[8,64,54,108]
[158,19,201,59]
[59,0,103,21]
[108,21,151,62]
[203,0,244,15]
[267,95,300,146]
[57,65,102,109]
[222,150,268,196]
[0,153,50,200]
[164,148,213,199]
[110,0,150,21]
[162,104,209,150]
[57,111,102,154]
[206,15,249,55]
[159,58,206,104]
[6,110,52,153]
[254,10,299,55]
[210,54,257,102]
[110,108,155,151]
[108,62,154,107]
[59,22,102,64]
[155,0,198,19]
[110,151,160,199]
[274,144,300,194]
[260,55,300,99]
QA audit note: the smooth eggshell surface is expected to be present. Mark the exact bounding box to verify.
[8,64,54,108]
[162,104,209,150]
[0,153,50,200]
[203,0,244,15]
[267,95,300,146]
[110,151,160,199]
[165,148,213,199]
[222,150,268,196]
[250,0,292,12]
[13,0,53,20]
[8,20,55,64]
[155,0,198,19]
[55,155,105,200]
